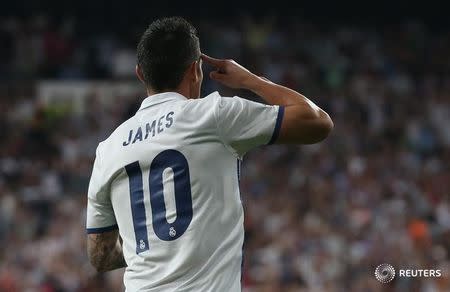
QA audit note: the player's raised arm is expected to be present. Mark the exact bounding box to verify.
[202,54,333,144]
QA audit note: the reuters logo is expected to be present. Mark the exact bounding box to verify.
[375,263,396,283]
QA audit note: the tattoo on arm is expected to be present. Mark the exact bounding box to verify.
[87,230,127,272]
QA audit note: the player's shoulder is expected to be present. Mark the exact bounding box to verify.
[198,91,241,103]
[190,91,222,105]
[95,115,137,155]
[184,91,244,112]
[202,91,222,100]
[180,91,222,114]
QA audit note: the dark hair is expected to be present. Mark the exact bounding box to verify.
[137,17,200,91]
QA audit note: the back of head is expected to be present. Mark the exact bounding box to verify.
[137,17,200,92]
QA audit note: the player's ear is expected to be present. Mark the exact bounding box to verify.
[136,65,145,83]
[192,60,202,82]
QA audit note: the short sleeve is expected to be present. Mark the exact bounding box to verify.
[214,95,284,158]
[86,144,118,234]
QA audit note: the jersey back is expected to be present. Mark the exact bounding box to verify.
[86,91,282,291]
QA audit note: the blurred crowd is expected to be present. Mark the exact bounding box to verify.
[0,15,449,292]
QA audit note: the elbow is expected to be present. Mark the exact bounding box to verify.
[90,259,114,273]
[303,114,334,144]
[319,113,334,140]
[96,266,109,273]
[87,246,110,273]
[274,108,334,144]
[92,265,105,273]
[88,255,107,273]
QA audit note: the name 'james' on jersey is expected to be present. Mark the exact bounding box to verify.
[86,91,283,292]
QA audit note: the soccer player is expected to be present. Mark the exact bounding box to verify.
[86,17,333,291]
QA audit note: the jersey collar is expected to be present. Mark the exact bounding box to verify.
[138,92,188,111]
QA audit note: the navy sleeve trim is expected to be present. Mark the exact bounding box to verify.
[86,224,119,234]
[268,106,285,145]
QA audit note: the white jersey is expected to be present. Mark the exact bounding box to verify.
[86,91,283,291]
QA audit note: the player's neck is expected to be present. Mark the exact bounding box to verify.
[147,84,192,100]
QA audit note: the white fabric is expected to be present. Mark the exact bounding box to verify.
[86,91,280,291]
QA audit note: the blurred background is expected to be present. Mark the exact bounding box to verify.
[0,1,449,291]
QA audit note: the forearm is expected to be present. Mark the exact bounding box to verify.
[246,75,333,144]
[87,233,127,272]
[245,75,326,119]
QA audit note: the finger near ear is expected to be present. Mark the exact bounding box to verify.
[201,54,224,66]
[192,61,201,81]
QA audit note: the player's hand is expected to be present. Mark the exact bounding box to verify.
[201,54,258,89]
